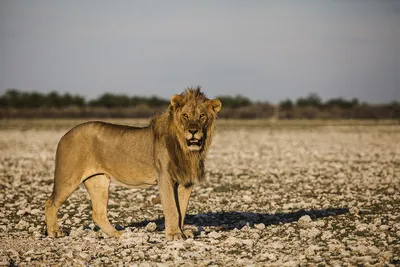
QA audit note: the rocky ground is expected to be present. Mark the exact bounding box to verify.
[0,120,399,266]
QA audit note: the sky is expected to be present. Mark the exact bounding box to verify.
[0,1,399,103]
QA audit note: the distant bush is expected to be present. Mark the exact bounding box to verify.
[296,93,322,108]
[279,99,294,110]
[216,95,252,108]
[89,93,131,108]
[0,89,85,108]
[324,98,359,109]
[88,94,168,108]
[219,103,275,119]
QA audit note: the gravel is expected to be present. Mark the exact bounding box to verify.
[0,122,399,266]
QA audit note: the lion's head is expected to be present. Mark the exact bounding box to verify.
[150,87,221,185]
[169,87,222,152]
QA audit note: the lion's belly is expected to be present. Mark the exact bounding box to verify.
[102,158,158,188]
[109,164,158,188]
[111,177,157,189]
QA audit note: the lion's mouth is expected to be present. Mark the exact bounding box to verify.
[186,138,203,147]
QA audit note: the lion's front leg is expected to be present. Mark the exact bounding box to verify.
[158,176,181,240]
[177,183,193,238]
[158,177,186,240]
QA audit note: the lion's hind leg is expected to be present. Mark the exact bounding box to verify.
[45,178,81,238]
[84,174,122,237]
[45,195,66,238]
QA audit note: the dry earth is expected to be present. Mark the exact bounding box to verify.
[0,120,399,266]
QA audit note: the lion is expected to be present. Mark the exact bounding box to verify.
[45,87,222,240]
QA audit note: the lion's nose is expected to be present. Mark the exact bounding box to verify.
[189,129,198,135]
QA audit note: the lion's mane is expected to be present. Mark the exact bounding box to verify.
[151,87,216,187]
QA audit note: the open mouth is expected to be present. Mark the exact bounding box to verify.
[186,138,203,147]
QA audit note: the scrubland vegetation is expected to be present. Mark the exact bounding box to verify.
[1,89,399,119]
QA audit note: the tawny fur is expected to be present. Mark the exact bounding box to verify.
[45,87,221,240]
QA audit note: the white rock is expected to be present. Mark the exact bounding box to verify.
[208,231,222,239]
[79,252,90,260]
[63,251,74,260]
[24,249,34,255]
[69,227,85,237]
[321,231,333,240]
[172,250,181,260]
[169,240,185,250]
[32,231,42,239]
[357,256,374,263]
[262,252,277,261]
[354,245,368,255]
[242,239,254,247]
[270,241,284,249]
[304,246,315,256]
[149,254,158,260]
[380,251,393,262]
[145,222,157,232]
[224,236,242,246]
[297,215,312,227]
[373,217,382,226]
[101,245,114,254]
[349,207,359,215]
[121,249,130,257]
[29,209,41,215]
[241,223,251,231]
[355,223,369,232]
[379,225,389,231]
[282,260,299,266]
[328,243,345,253]
[254,223,265,230]
[368,246,380,255]
[15,219,30,230]
[16,210,26,216]
[243,195,253,203]
[307,227,321,239]
[7,249,19,258]
[160,253,170,261]
[119,230,135,240]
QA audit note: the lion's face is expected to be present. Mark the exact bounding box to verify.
[179,104,210,151]
[170,91,222,152]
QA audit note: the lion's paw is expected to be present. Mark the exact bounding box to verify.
[47,230,66,238]
[183,229,194,239]
[166,232,184,241]
[166,229,194,241]
[112,230,123,238]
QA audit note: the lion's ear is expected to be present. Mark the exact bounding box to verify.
[170,94,183,108]
[208,99,222,113]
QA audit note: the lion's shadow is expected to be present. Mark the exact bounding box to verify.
[126,208,349,231]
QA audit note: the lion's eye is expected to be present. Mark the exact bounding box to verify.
[183,113,189,120]
[199,114,206,119]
